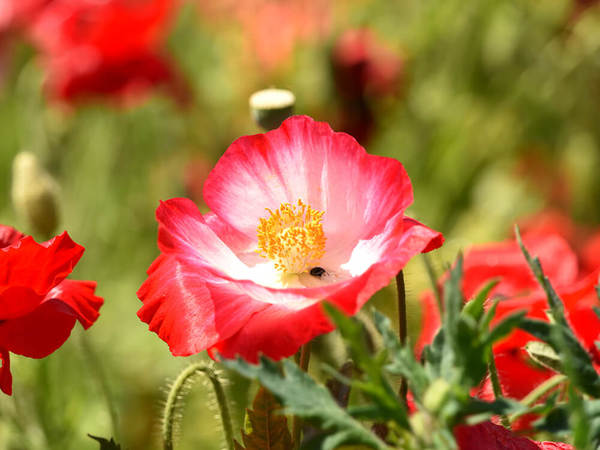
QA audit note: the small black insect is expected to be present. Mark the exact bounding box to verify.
[309,267,327,278]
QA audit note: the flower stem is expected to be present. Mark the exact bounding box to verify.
[396,271,408,406]
[293,342,312,448]
[508,374,567,423]
[162,362,234,450]
[521,374,567,407]
[79,333,119,442]
[488,353,510,428]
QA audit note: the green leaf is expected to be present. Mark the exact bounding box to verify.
[324,304,408,428]
[235,387,293,450]
[374,310,429,400]
[516,230,600,398]
[483,311,526,348]
[87,435,121,450]
[463,279,499,322]
[525,341,561,373]
[223,357,388,450]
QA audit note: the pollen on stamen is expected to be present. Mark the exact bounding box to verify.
[256,199,326,274]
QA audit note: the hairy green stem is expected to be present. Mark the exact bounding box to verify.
[508,374,567,423]
[293,342,312,449]
[396,271,408,406]
[521,374,567,407]
[80,333,119,441]
[488,354,509,428]
[162,362,234,450]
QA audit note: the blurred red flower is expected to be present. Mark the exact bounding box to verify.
[331,28,404,144]
[332,28,403,101]
[417,232,600,429]
[137,115,443,362]
[196,0,331,73]
[455,421,573,449]
[26,0,188,106]
[519,209,600,276]
[0,225,103,395]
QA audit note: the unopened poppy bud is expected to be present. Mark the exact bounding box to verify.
[11,152,60,238]
[423,378,452,413]
[249,88,295,131]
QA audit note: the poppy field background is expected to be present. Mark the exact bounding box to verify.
[1,0,600,449]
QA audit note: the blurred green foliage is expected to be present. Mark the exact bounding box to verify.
[1,0,600,448]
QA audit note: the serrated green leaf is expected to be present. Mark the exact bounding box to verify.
[374,310,429,399]
[516,231,600,398]
[463,279,499,322]
[483,311,526,348]
[525,341,561,372]
[324,304,408,428]
[87,435,121,450]
[222,357,387,450]
[235,387,293,450]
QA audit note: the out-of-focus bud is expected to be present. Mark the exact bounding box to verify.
[11,152,60,238]
[249,88,295,131]
[423,378,452,413]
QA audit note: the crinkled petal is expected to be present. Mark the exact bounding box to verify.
[0,348,11,395]
[139,214,442,359]
[211,218,442,361]
[0,299,77,358]
[0,225,24,249]
[155,198,251,278]
[46,279,103,329]
[0,232,84,319]
[137,254,269,356]
[455,421,572,450]
[211,302,332,362]
[203,115,414,256]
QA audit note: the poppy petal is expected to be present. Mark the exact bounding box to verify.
[0,232,84,319]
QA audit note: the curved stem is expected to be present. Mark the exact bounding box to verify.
[508,374,567,423]
[79,333,119,441]
[162,362,234,450]
[293,342,312,449]
[396,271,408,406]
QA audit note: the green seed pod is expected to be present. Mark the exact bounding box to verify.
[11,152,60,239]
[249,88,295,131]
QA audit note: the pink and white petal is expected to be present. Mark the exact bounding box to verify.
[155,198,251,277]
[0,299,77,358]
[0,348,11,395]
[212,215,443,314]
[137,254,269,356]
[203,115,414,253]
[46,279,103,329]
[211,302,333,362]
[339,215,444,279]
[210,217,443,361]
[0,232,84,319]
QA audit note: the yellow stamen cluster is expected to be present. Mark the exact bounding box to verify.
[257,199,326,274]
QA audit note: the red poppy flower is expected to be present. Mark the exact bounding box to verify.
[455,421,573,450]
[417,232,600,429]
[27,0,188,106]
[138,115,443,362]
[0,225,103,395]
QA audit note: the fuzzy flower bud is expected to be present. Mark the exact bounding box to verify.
[249,88,295,131]
[11,152,60,238]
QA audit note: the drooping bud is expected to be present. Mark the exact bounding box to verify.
[249,88,295,131]
[11,152,60,238]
